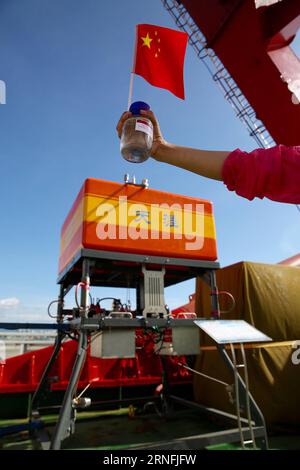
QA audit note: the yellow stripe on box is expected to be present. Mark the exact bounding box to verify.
[61,194,217,249]
[86,195,216,238]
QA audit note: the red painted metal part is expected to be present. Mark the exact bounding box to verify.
[171,294,195,316]
[181,0,300,145]
[278,252,300,266]
[0,337,191,395]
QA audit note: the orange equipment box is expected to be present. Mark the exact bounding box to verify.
[59,178,218,275]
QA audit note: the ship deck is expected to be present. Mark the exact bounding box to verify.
[1,407,300,451]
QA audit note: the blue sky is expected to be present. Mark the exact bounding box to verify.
[0,0,299,321]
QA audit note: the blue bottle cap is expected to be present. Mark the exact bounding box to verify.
[129,101,150,116]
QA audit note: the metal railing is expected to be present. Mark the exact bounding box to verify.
[0,331,57,358]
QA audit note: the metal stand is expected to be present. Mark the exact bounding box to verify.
[50,330,89,449]
[134,344,269,450]
[30,285,66,416]
[218,343,268,449]
[50,259,90,450]
[133,342,269,450]
[30,330,65,417]
[28,249,268,450]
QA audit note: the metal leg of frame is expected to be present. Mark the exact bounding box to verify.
[30,331,65,418]
[208,270,220,319]
[50,330,89,449]
[30,285,66,418]
[218,344,269,449]
[199,270,220,319]
[50,259,90,450]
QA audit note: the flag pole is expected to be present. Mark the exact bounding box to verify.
[127,26,138,110]
[127,73,134,110]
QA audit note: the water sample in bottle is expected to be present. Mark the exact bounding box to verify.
[120,101,153,163]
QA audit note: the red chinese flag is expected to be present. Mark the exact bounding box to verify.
[133,24,188,100]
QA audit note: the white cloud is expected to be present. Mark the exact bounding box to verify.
[0,297,20,308]
[0,300,49,323]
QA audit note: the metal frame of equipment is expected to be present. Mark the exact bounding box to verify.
[22,248,269,450]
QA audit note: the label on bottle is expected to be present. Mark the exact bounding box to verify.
[135,119,153,138]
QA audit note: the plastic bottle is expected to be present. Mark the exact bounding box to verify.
[120,101,153,163]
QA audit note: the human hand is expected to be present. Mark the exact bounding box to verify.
[116,109,166,159]
[116,111,132,139]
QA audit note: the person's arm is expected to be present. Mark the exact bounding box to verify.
[116,110,229,181]
[116,110,300,204]
[149,142,229,181]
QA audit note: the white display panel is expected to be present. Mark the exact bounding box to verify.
[194,320,272,344]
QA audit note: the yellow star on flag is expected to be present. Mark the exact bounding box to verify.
[141,33,152,49]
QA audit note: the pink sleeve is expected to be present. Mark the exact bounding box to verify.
[222,145,300,204]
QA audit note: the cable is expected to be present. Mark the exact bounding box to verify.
[153,335,166,354]
[218,291,236,314]
[141,327,165,355]
[143,401,163,418]
[65,332,78,342]
[47,299,62,319]
[177,361,229,387]
[98,297,120,303]
[89,331,102,345]
[75,282,90,310]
